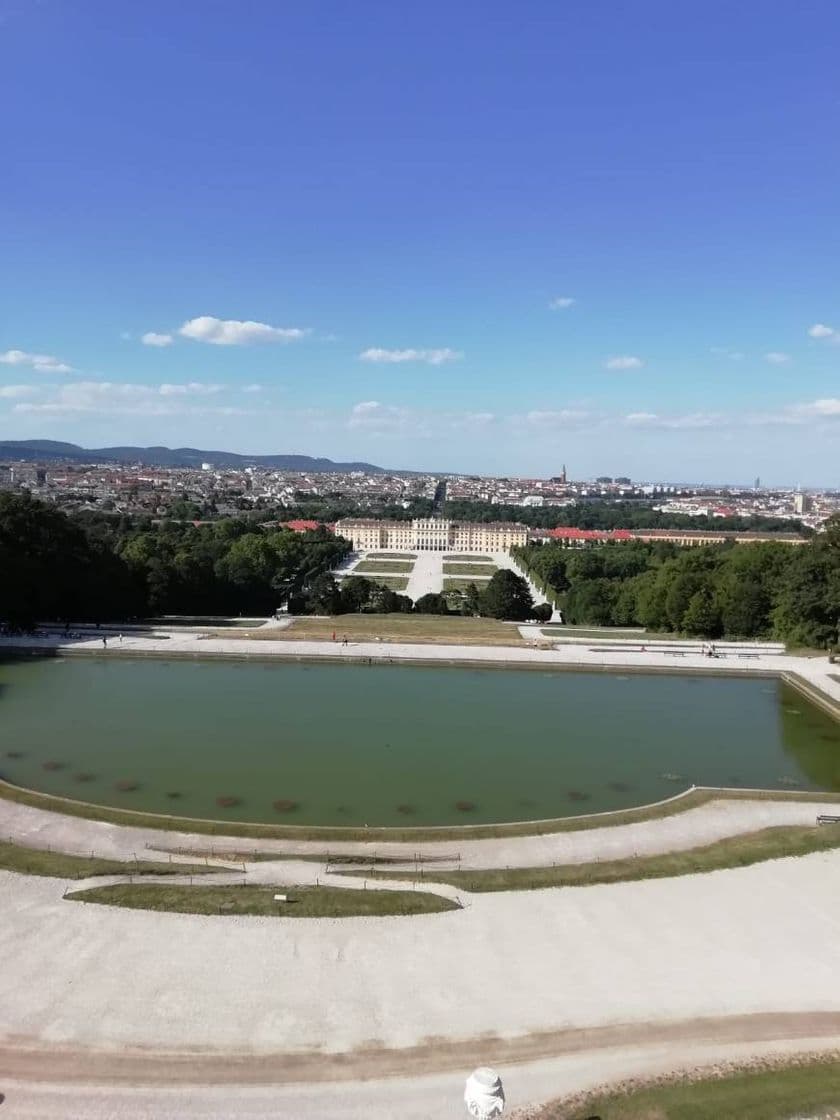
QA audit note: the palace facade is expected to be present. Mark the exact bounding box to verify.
[335,517,529,553]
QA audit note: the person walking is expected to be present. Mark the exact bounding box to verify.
[102,636,107,650]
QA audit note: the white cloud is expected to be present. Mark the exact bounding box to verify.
[13,381,252,417]
[604,355,643,371]
[178,316,309,346]
[242,383,263,393]
[347,400,411,431]
[0,349,74,374]
[141,331,174,347]
[525,409,593,428]
[359,347,462,366]
[624,411,723,430]
[764,352,791,364]
[0,384,38,399]
[158,381,224,396]
[710,347,745,361]
[793,398,840,418]
[808,323,836,339]
[549,296,575,310]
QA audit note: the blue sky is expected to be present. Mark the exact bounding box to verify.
[2,0,839,483]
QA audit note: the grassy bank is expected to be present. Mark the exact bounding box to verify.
[533,1054,840,1119]
[0,840,214,879]
[65,882,459,917]
[343,825,840,891]
[219,613,526,646]
[2,776,839,844]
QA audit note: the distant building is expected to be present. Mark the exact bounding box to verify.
[335,517,529,552]
[793,492,812,515]
[529,526,807,548]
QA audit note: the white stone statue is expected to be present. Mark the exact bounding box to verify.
[464,1066,505,1118]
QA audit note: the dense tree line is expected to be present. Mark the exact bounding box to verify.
[289,568,544,621]
[444,499,806,534]
[0,493,542,626]
[0,493,350,626]
[0,492,141,628]
[513,520,840,646]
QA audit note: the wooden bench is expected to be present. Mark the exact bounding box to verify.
[817,815,840,825]
[273,894,288,902]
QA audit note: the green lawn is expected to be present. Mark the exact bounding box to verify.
[442,554,493,561]
[65,882,459,917]
[353,560,414,573]
[442,562,497,576]
[342,825,840,892]
[368,552,417,559]
[541,626,678,641]
[537,1056,840,1118]
[339,574,409,590]
[0,839,215,879]
[260,612,525,648]
[443,577,491,592]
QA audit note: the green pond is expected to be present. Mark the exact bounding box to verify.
[1,657,839,826]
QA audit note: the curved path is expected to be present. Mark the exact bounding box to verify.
[3,1024,840,1117]
[3,791,839,870]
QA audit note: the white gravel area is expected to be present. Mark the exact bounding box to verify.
[405,549,443,600]
[3,850,840,1056]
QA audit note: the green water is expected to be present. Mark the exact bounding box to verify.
[1,658,839,826]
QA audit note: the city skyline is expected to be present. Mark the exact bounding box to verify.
[3,1,840,485]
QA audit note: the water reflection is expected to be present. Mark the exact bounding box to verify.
[779,684,840,790]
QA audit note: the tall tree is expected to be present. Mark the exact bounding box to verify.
[480,570,534,620]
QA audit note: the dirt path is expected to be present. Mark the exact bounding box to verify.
[2,1017,839,1118]
[3,1011,839,1085]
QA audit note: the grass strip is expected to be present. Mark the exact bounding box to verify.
[65,882,458,917]
[535,1053,840,1119]
[340,825,840,892]
[442,562,497,576]
[352,560,415,573]
[368,552,417,559]
[0,840,215,880]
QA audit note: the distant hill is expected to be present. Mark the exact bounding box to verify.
[0,440,388,473]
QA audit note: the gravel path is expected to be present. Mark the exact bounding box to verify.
[3,1029,840,1117]
[3,851,840,1057]
[3,791,840,871]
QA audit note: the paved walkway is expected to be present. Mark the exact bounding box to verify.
[3,788,840,871]
[405,549,444,600]
[4,628,838,705]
